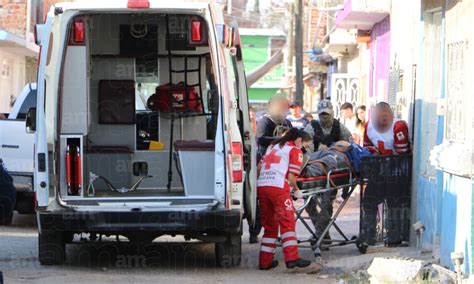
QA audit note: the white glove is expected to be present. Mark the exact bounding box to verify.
[294,190,303,199]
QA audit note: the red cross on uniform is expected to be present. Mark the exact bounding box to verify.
[262,149,282,169]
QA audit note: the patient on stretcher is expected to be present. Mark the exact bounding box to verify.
[302,141,352,178]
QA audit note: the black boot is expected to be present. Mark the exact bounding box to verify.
[286,258,311,269]
[260,260,279,270]
[249,234,259,244]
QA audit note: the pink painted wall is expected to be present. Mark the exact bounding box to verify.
[369,16,391,102]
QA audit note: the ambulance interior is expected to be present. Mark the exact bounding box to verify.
[59,13,222,201]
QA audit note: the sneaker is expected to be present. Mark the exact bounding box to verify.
[286,258,311,269]
[249,235,259,244]
[259,260,279,270]
[356,241,368,254]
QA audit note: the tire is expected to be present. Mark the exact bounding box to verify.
[215,233,242,268]
[38,231,66,265]
[0,201,14,226]
[15,193,35,214]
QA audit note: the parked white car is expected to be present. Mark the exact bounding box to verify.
[0,83,37,216]
[33,0,256,267]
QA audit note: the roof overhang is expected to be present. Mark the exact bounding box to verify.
[335,0,390,30]
[323,28,358,54]
[0,31,39,56]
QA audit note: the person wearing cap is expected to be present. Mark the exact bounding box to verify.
[287,101,309,129]
[306,99,353,150]
[303,99,353,242]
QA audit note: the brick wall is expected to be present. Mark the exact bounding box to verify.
[303,6,327,67]
[0,0,68,38]
[0,0,27,37]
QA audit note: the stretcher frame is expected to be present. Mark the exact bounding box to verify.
[293,168,359,257]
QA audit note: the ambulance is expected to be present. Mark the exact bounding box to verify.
[31,0,256,267]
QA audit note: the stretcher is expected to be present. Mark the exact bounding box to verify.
[293,168,359,257]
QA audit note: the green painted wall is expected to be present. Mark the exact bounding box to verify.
[247,88,279,102]
[241,35,270,71]
[240,34,285,102]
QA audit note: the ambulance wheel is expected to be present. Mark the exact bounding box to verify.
[38,231,66,265]
[215,233,242,267]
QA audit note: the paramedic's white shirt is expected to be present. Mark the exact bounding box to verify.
[366,120,394,151]
[257,143,302,189]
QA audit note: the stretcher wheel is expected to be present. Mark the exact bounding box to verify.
[356,240,367,254]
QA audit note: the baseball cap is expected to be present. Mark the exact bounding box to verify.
[317,99,334,115]
[289,101,302,108]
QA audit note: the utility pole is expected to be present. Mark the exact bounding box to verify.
[294,0,304,104]
[227,0,232,15]
[286,2,294,91]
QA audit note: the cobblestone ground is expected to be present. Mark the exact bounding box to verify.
[0,190,414,283]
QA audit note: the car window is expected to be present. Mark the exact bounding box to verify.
[17,89,37,120]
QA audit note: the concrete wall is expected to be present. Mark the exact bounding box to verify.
[438,174,473,273]
[0,49,26,113]
[413,0,474,275]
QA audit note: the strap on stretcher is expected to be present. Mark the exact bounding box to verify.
[296,168,354,194]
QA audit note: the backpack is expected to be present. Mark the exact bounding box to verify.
[343,142,372,173]
[329,141,372,173]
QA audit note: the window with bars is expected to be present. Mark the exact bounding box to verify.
[445,40,468,143]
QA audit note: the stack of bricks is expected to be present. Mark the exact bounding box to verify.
[0,0,27,38]
[0,0,71,39]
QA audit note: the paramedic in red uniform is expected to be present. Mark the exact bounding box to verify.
[359,102,411,249]
[257,128,313,271]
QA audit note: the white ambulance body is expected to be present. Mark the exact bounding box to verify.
[32,0,256,267]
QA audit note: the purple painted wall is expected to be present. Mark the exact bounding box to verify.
[369,16,391,101]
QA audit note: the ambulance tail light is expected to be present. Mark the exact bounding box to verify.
[231,142,243,183]
[128,0,150,8]
[69,20,85,45]
[191,20,202,42]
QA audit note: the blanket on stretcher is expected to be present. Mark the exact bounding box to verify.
[304,150,349,177]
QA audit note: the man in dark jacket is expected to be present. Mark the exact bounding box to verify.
[305,100,353,150]
[250,95,292,244]
[0,159,16,225]
[256,95,293,161]
[304,100,353,244]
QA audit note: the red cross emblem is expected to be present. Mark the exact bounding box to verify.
[262,149,281,169]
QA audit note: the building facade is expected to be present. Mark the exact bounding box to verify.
[324,0,474,276]
[0,0,65,114]
[240,28,286,106]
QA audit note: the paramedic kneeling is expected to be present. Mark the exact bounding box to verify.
[359,102,411,249]
[257,128,313,271]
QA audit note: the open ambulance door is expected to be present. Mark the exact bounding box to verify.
[227,26,257,225]
[33,16,53,208]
